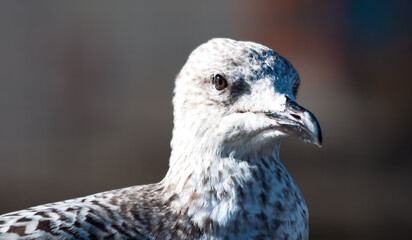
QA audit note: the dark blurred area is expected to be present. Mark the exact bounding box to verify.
[0,1,410,239]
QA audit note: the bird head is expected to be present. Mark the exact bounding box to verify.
[172,38,321,156]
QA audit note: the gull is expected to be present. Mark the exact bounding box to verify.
[0,38,321,240]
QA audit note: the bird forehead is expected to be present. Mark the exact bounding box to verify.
[194,39,298,88]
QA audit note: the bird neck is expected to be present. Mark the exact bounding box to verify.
[161,136,290,232]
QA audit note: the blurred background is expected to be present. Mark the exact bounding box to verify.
[0,0,410,239]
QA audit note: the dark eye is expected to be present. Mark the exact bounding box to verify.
[214,74,227,90]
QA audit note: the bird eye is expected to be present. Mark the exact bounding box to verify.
[214,74,227,90]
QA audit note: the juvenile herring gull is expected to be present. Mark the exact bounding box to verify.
[0,38,321,240]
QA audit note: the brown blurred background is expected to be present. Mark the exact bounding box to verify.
[0,1,411,239]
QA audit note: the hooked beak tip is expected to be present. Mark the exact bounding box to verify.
[266,96,322,148]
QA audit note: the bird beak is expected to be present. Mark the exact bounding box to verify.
[265,96,322,147]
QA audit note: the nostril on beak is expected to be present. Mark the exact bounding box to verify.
[290,114,301,120]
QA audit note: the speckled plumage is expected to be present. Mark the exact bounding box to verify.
[0,38,321,240]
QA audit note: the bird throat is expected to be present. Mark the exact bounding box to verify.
[161,140,308,238]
